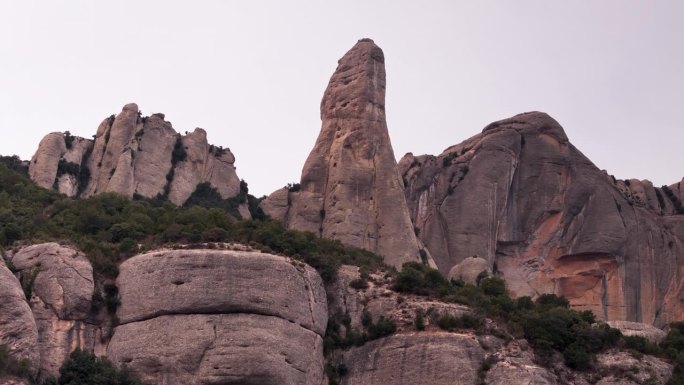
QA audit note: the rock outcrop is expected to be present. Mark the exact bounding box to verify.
[341,333,485,385]
[0,257,39,369]
[28,104,244,209]
[607,320,668,343]
[261,39,422,268]
[399,112,684,325]
[107,249,327,385]
[6,243,96,379]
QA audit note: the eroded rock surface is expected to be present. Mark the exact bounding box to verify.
[341,333,485,385]
[261,39,422,268]
[400,112,684,325]
[0,258,39,368]
[607,321,667,343]
[7,243,96,379]
[28,104,244,209]
[108,249,327,385]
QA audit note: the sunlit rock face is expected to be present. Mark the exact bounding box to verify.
[399,112,684,325]
[107,249,327,385]
[261,39,422,268]
[28,104,244,209]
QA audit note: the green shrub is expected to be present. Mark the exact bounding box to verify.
[58,348,138,385]
[414,310,426,331]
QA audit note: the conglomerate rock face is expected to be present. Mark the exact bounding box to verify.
[399,112,684,325]
[261,39,422,268]
[6,243,96,379]
[0,258,39,369]
[107,249,327,385]
[28,104,244,209]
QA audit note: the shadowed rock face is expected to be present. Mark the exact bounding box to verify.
[28,105,244,209]
[399,112,684,325]
[261,39,422,268]
[7,243,96,379]
[107,249,327,385]
[0,258,39,371]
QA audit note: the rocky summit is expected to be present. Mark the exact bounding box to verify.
[398,112,684,325]
[261,39,424,269]
[29,104,244,208]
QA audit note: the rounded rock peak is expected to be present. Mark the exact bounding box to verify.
[358,38,375,43]
[122,103,139,113]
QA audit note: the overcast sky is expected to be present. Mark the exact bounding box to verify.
[1,1,682,196]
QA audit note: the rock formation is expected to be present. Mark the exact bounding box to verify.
[107,249,327,385]
[5,243,97,379]
[0,257,39,369]
[261,39,422,268]
[28,104,244,210]
[341,333,485,385]
[399,112,684,325]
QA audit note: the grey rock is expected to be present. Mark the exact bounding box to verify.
[116,249,327,335]
[108,314,324,385]
[341,333,484,385]
[7,243,95,378]
[607,321,667,343]
[29,104,244,208]
[261,39,422,268]
[448,256,491,285]
[0,258,39,369]
[400,112,684,325]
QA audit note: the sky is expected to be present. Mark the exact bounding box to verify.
[0,1,682,197]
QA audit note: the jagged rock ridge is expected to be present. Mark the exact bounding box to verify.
[29,104,244,208]
[399,112,684,325]
[261,38,423,268]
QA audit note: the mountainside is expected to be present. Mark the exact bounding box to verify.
[3,38,684,385]
[29,104,245,209]
[261,39,424,269]
[398,112,684,325]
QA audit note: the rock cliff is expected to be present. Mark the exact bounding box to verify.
[28,105,244,209]
[261,39,422,268]
[399,112,684,325]
[107,249,327,385]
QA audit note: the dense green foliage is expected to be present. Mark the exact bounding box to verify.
[54,349,138,385]
[393,262,622,370]
[0,162,383,283]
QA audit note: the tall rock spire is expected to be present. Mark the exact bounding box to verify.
[262,39,423,268]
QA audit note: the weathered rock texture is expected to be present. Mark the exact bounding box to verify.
[261,39,422,268]
[29,104,244,209]
[607,320,667,343]
[0,257,39,369]
[7,243,96,379]
[341,333,485,385]
[399,112,684,325]
[107,249,327,385]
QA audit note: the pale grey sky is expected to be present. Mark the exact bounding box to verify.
[1,1,682,196]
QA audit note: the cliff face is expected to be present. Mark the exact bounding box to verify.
[399,112,684,325]
[28,104,243,208]
[261,39,423,268]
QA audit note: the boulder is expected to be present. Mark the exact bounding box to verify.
[607,321,667,343]
[448,256,491,285]
[108,314,324,385]
[261,39,422,268]
[7,243,95,379]
[341,333,485,385]
[108,248,328,384]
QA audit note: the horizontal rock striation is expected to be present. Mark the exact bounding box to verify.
[108,249,327,385]
[28,104,244,209]
[399,112,684,325]
[261,39,422,268]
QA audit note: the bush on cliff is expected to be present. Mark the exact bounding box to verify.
[56,349,138,385]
